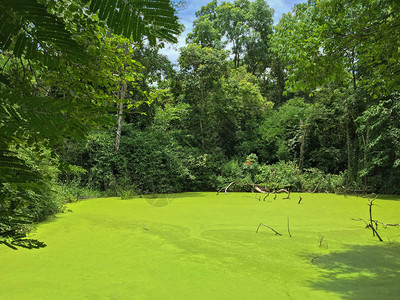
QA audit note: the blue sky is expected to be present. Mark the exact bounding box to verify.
[161,0,305,63]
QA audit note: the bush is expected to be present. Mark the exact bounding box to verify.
[217,153,345,193]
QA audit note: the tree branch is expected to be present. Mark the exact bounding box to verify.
[256,223,282,236]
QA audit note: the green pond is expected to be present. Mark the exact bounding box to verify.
[1,192,399,299]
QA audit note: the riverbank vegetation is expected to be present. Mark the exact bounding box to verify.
[1,0,399,247]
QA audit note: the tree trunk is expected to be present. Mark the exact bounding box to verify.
[199,86,205,150]
[351,47,357,90]
[344,97,357,182]
[115,82,127,152]
[299,119,306,172]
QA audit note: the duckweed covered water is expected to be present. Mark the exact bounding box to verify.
[0,192,399,299]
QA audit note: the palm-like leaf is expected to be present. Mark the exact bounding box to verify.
[89,0,180,44]
[0,0,180,63]
[0,0,87,64]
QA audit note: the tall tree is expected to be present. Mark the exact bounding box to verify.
[178,44,229,150]
[0,0,181,248]
[187,0,273,78]
[272,0,400,185]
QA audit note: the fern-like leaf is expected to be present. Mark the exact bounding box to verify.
[0,0,180,66]
[0,0,88,64]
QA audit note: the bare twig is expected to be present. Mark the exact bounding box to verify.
[311,180,322,193]
[368,195,379,235]
[318,234,328,248]
[311,256,320,264]
[298,196,303,204]
[287,217,292,237]
[283,189,291,199]
[379,222,399,228]
[352,218,369,226]
[256,223,282,236]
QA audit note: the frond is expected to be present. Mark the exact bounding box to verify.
[0,0,88,65]
[88,0,181,44]
[0,93,89,143]
[0,0,180,67]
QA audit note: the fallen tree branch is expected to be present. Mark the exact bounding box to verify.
[256,223,282,236]
[312,180,322,193]
[217,181,270,194]
[217,181,291,195]
[274,188,289,194]
[352,218,383,242]
[283,189,291,199]
[217,181,237,195]
[254,185,268,194]
[379,222,399,228]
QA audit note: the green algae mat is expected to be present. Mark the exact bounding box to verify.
[1,193,399,299]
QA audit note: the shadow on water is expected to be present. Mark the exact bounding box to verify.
[374,195,400,201]
[303,243,400,299]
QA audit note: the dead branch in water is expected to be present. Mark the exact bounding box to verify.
[217,181,237,195]
[256,223,282,236]
[254,185,268,194]
[217,180,292,195]
[283,189,291,199]
[274,188,289,194]
[287,217,292,237]
[352,218,383,242]
[378,222,399,228]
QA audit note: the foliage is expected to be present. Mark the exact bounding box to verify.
[272,0,400,96]
[356,94,400,193]
[0,142,66,249]
[0,0,181,248]
[217,153,344,193]
[0,0,180,65]
[187,0,274,77]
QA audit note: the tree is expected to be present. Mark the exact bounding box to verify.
[356,93,400,193]
[178,44,229,150]
[187,0,273,78]
[0,0,181,248]
[272,0,400,97]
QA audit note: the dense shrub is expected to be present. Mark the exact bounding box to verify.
[217,154,345,193]
[1,144,68,247]
[61,125,226,194]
